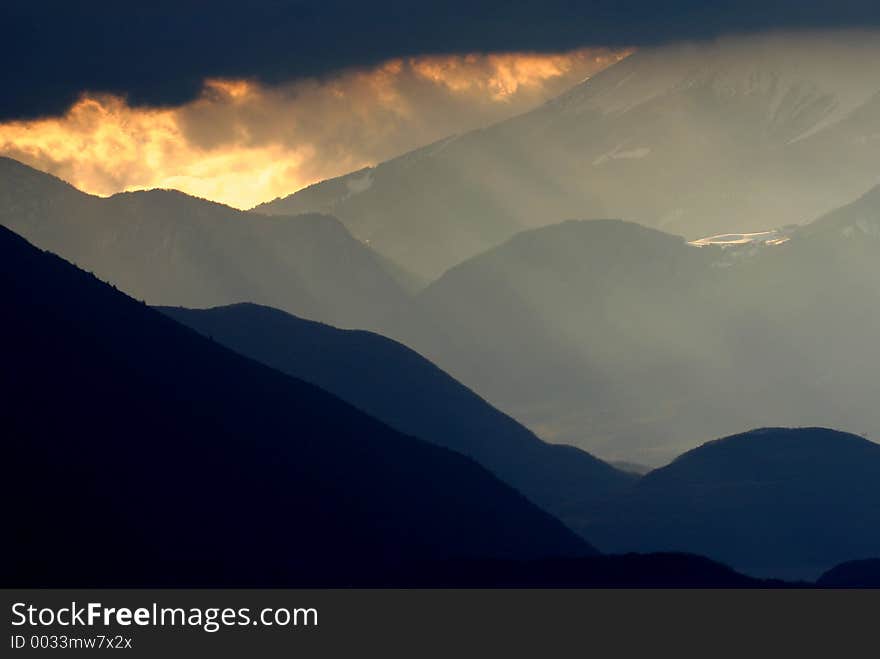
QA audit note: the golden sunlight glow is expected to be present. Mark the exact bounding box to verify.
[411,51,625,100]
[0,48,631,209]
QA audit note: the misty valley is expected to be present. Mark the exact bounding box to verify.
[4,30,880,589]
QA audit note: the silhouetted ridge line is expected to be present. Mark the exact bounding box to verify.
[159,302,636,535]
[0,156,406,330]
[1,224,593,587]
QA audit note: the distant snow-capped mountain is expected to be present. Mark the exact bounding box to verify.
[256,30,880,282]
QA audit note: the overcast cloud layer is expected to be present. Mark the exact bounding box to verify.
[0,49,625,208]
[3,1,880,120]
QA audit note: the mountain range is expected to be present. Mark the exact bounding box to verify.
[4,151,880,466]
[7,223,826,586]
[4,29,880,586]
[256,32,880,281]
[1,224,592,586]
[386,192,880,463]
[160,303,880,580]
[160,303,636,531]
[0,156,405,329]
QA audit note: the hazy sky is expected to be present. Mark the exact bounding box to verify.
[3,1,879,207]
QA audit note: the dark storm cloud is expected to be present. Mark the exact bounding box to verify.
[2,0,880,120]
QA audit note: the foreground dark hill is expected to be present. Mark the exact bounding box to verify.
[0,156,404,329]
[160,303,635,529]
[397,554,785,588]
[257,32,880,280]
[585,428,880,580]
[1,225,594,587]
[817,559,880,587]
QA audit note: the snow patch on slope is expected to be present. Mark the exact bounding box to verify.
[345,171,373,196]
[593,145,651,166]
[689,229,792,247]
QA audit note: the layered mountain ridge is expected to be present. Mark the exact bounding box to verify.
[384,197,880,463]
[0,156,405,330]
[585,427,880,580]
[1,225,591,586]
[257,31,880,281]
[161,302,637,531]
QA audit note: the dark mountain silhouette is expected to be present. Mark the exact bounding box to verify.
[161,288,880,585]
[385,211,880,465]
[256,33,880,280]
[395,553,790,588]
[611,462,653,476]
[817,559,880,588]
[0,156,405,329]
[159,303,636,532]
[585,428,880,580]
[1,225,596,587]
[6,224,796,588]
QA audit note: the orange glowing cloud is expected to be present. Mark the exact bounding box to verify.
[0,48,630,209]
